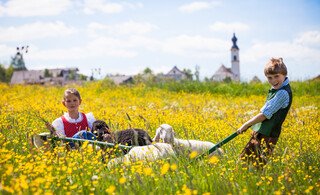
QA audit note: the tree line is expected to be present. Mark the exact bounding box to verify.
[0,64,14,83]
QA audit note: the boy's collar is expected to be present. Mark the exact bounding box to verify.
[281,77,289,87]
[271,77,289,90]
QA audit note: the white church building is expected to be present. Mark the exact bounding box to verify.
[211,33,240,82]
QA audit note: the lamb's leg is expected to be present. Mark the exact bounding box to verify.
[107,155,130,168]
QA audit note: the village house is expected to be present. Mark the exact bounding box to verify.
[106,75,134,85]
[250,75,261,83]
[9,47,81,85]
[10,68,80,85]
[211,33,240,82]
[164,66,188,80]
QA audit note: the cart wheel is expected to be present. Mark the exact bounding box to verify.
[32,132,51,148]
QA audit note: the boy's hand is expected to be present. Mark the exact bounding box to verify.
[236,125,249,134]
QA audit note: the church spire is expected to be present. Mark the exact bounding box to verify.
[230,33,240,81]
[231,33,239,50]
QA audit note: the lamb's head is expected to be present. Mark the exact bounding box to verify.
[92,120,111,141]
[153,124,175,144]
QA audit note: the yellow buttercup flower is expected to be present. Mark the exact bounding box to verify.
[161,163,170,175]
[119,177,126,184]
[170,163,178,171]
[208,156,219,165]
[143,167,153,176]
[106,185,116,194]
[189,151,198,159]
[81,141,89,149]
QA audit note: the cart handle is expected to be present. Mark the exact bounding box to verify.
[196,132,238,160]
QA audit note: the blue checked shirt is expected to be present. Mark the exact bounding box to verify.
[260,78,290,119]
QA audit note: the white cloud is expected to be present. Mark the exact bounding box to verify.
[30,46,86,61]
[294,30,320,48]
[25,34,228,62]
[0,44,15,59]
[79,35,161,58]
[179,1,220,13]
[0,0,71,17]
[83,0,123,14]
[86,37,138,58]
[162,35,229,58]
[241,37,320,80]
[244,41,320,62]
[28,37,139,61]
[122,2,143,9]
[87,21,158,37]
[82,0,143,14]
[136,36,163,51]
[0,21,77,42]
[209,22,249,33]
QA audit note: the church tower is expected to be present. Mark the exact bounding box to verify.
[231,33,240,81]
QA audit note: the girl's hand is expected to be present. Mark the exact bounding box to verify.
[45,122,57,136]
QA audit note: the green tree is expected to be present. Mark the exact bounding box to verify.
[133,67,156,84]
[183,68,193,80]
[6,65,14,82]
[143,67,153,74]
[223,77,232,83]
[79,74,88,81]
[204,77,211,82]
[68,71,76,80]
[0,64,14,83]
[0,64,6,82]
[44,69,52,77]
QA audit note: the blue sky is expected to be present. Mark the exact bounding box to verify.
[0,0,319,81]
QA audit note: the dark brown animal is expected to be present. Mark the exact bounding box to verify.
[91,120,153,153]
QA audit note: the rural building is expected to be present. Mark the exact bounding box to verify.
[106,75,134,85]
[211,64,235,81]
[10,68,80,85]
[9,46,81,85]
[211,33,240,82]
[250,76,261,83]
[164,66,187,80]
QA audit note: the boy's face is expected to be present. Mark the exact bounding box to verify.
[266,73,286,89]
[62,93,81,112]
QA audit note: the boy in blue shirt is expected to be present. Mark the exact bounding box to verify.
[237,58,292,166]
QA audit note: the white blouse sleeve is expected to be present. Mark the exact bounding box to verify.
[52,118,66,137]
[86,112,96,130]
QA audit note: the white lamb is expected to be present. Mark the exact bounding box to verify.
[107,143,175,168]
[153,124,223,157]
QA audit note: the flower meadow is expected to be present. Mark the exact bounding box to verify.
[0,81,319,194]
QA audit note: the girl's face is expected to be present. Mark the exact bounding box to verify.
[266,73,286,89]
[63,93,81,112]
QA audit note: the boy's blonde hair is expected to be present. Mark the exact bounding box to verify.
[64,88,81,100]
[264,57,287,76]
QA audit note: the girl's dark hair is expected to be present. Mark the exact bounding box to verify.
[264,57,287,76]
